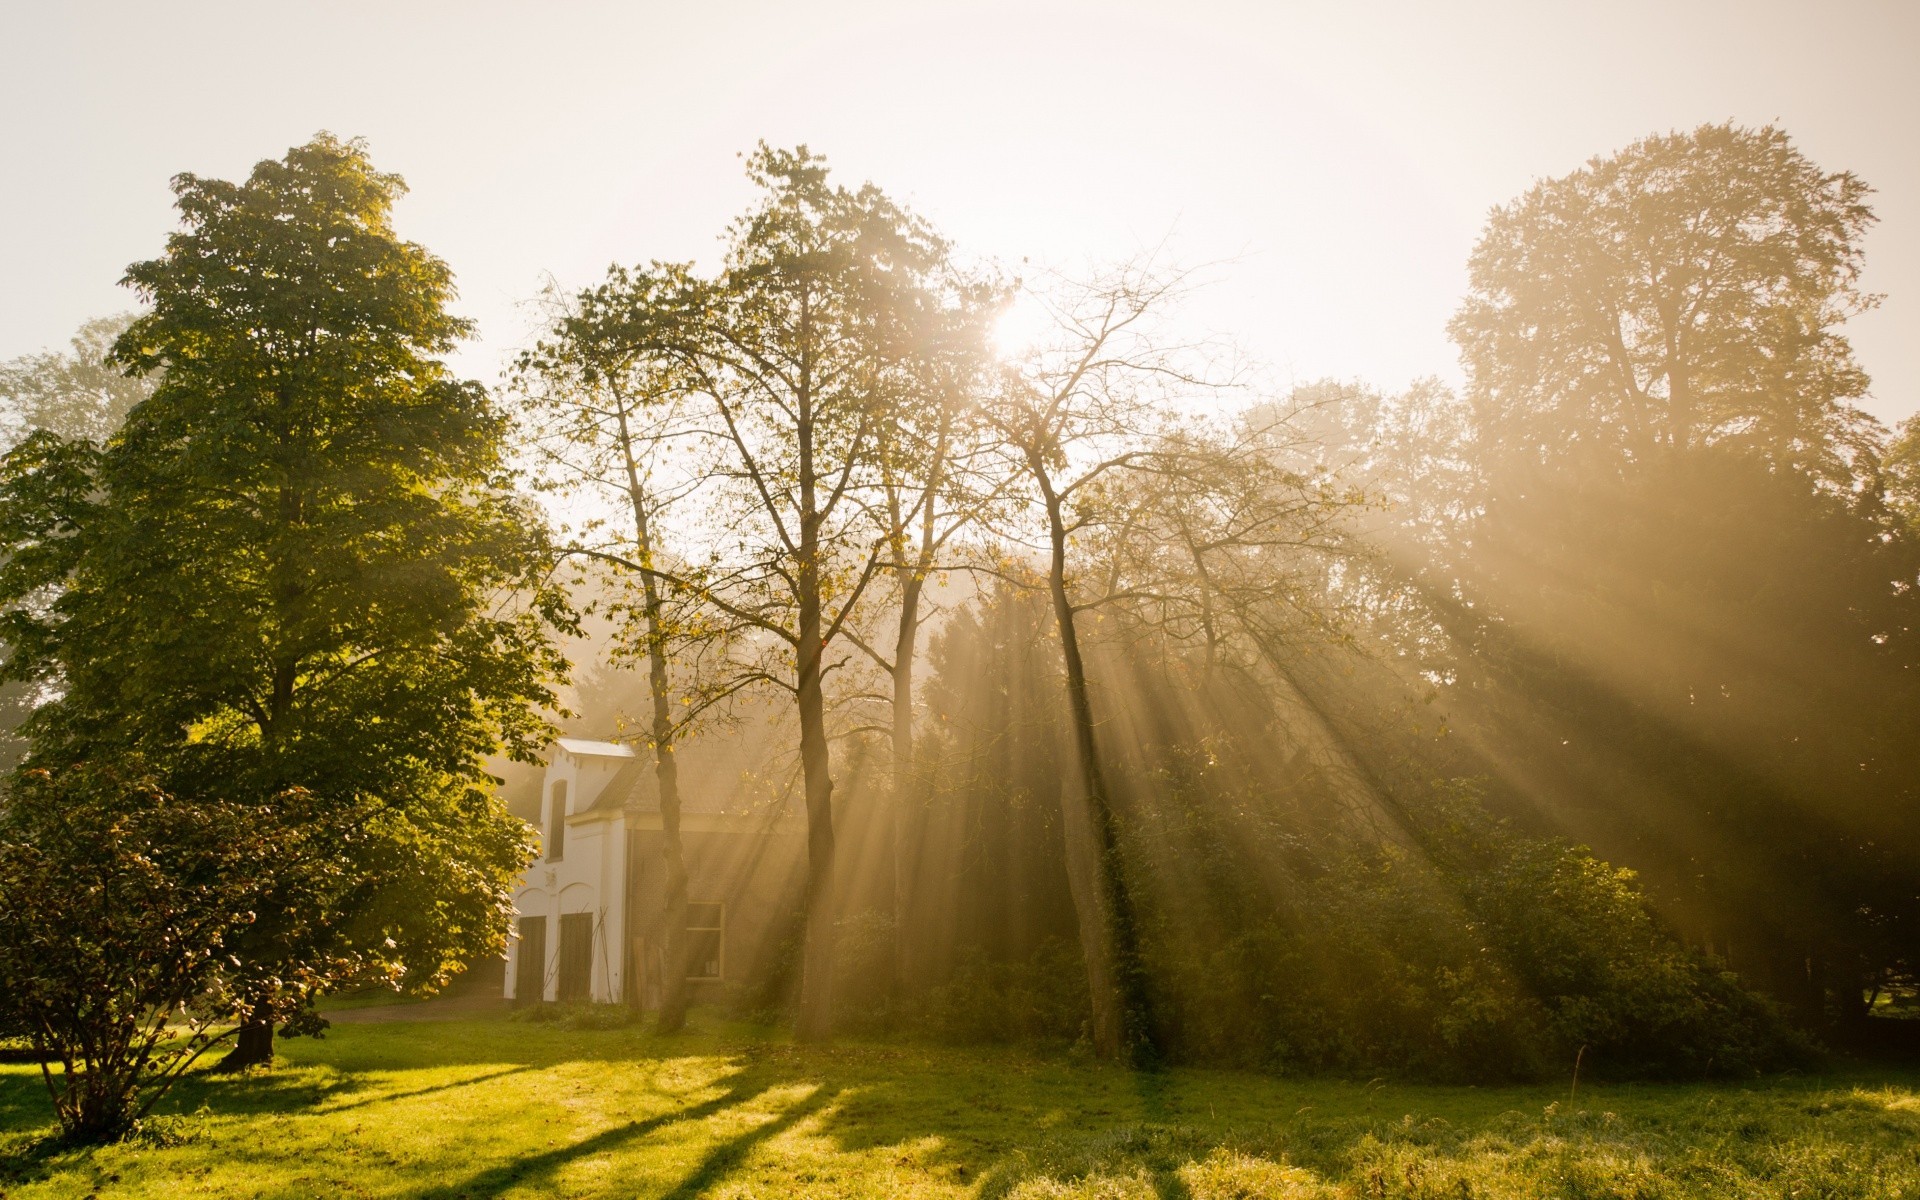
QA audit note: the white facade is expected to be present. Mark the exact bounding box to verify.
[502,738,638,1004]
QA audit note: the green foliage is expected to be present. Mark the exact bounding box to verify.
[0,763,333,1141]
[1137,762,1805,1081]
[826,912,1091,1045]
[1450,121,1880,486]
[0,134,568,1026]
[904,583,1803,1080]
[1420,436,1920,1021]
[1426,798,1812,1077]
[1887,414,1920,534]
[0,313,156,769]
[0,314,153,452]
[1299,121,1920,1031]
[912,940,1092,1047]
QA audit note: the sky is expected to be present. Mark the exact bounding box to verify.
[3,0,1916,424]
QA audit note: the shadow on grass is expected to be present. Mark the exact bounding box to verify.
[8,1018,1920,1200]
[414,1064,839,1200]
[655,1082,837,1200]
[318,1064,536,1115]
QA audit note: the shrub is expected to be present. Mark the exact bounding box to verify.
[1436,818,1812,1076]
[0,762,328,1141]
[915,939,1092,1046]
[1141,793,1807,1081]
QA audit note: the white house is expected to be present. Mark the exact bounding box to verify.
[502,736,803,1007]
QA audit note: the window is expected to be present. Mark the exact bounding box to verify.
[547,781,568,862]
[685,902,724,981]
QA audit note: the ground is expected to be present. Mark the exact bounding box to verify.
[1,1013,1917,1199]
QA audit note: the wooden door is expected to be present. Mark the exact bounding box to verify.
[514,915,546,1005]
[557,912,594,1002]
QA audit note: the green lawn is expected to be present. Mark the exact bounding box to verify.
[1,1015,1916,1199]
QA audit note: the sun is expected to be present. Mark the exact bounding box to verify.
[991,290,1054,361]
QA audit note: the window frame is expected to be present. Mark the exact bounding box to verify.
[684,900,724,982]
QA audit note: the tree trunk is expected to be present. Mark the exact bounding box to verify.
[214,1014,274,1072]
[794,573,837,1040]
[889,574,922,997]
[618,414,693,1034]
[884,414,950,1000]
[653,732,691,1032]
[793,362,838,1043]
[1038,476,1154,1066]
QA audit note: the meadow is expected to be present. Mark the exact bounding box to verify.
[1,1014,1916,1199]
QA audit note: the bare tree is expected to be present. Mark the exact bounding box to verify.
[989,261,1228,1064]
[513,265,730,1032]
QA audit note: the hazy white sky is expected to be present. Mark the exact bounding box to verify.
[4,0,1916,423]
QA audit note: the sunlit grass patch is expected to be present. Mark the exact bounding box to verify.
[0,1015,1915,1198]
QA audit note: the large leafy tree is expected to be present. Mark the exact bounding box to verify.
[1449,122,1880,486]
[0,135,568,1066]
[1413,124,1920,1025]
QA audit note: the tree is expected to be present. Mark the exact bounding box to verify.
[514,267,727,1032]
[989,263,1223,1064]
[1422,124,1920,1024]
[622,146,971,1040]
[995,278,1373,1063]
[1886,415,1920,534]
[0,763,333,1141]
[1449,122,1880,487]
[0,315,156,768]
[0,135,567,1067]
[0,314,153,451]
[843,270,999,995]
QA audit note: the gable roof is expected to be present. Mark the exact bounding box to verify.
[554,737,637,760]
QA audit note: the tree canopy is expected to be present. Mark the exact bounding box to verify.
[0,134,569,1064]
[1450,123,1880,486]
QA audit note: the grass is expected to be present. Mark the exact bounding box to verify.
[314,988,423,1012]
[0,1013,1916,1198]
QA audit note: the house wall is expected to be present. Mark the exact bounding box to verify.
[504,743,804,1007]
[622,821,807,1007]
[505,743,635,1004]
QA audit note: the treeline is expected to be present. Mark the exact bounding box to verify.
[1,123,1915,1141]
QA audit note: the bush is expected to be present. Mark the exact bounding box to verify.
[0,762,328,1141]
[829,909,899,1033]
[1439,821,1811,1076]
[1142,794,1808,1081]
[914,939,1092,1046]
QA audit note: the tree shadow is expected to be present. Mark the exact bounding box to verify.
[0,1127,69,1192]
[11,1019,1916,1199]
[415,1065,835,1200]
[316,1064,535,1114]
[656,1082,838,1200]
